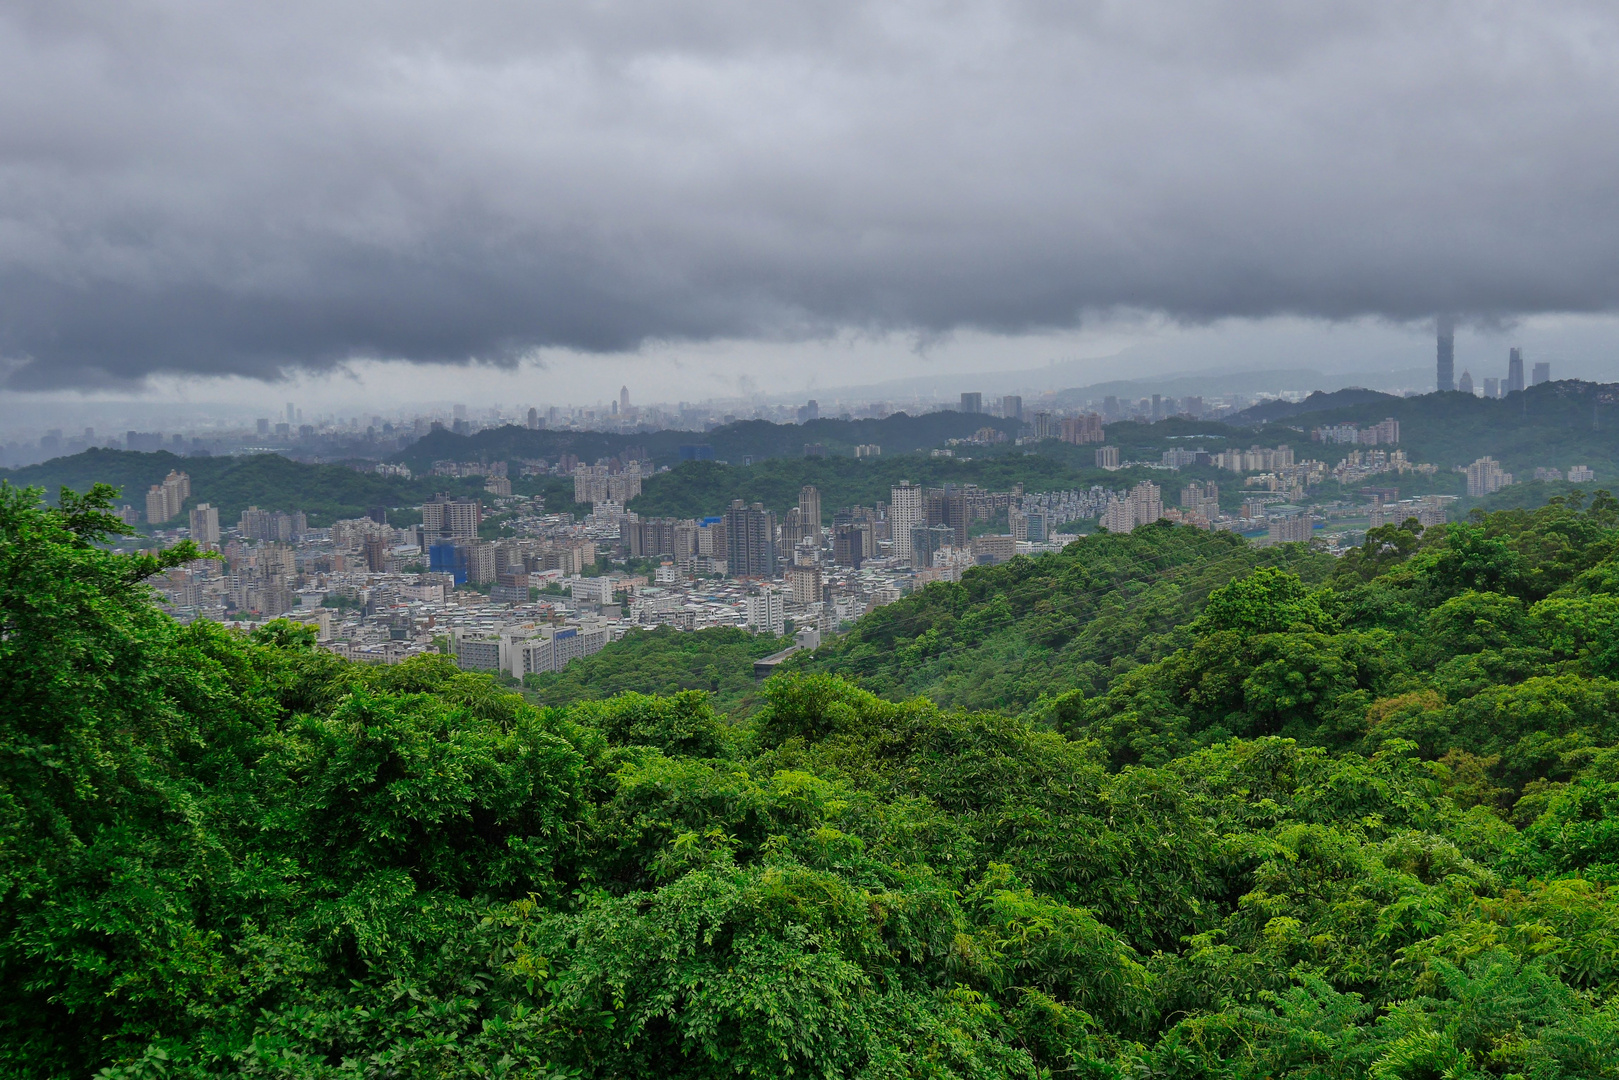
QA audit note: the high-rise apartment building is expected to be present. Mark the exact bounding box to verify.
[1102,481,1163,534]
[189,503,219,547]
[798,486,822,544]
[1532,361,1551,386]
[1001,395,1023,421]
[725,500,778,579]
[745,588,785,635]
[144,470,191,525]
[1506,347,1525,394]
[1483,378,1500,398]
[1096,446,1120,469]
[786,564,822,606]
[363,535,390,573]
[1032,412,1054,440]
[1437,316,1455,392]
[421,494,482,539]
[889,481,923,563]
[527,407,539,429]
[1466,457,1513,496]
[1268,510,1314,544]
[832,521,865,568]
[910,523,955,568]
[1180,481,1220,522]
[960,392,982,414]
[1060,414,1105,445]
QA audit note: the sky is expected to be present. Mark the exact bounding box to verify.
[2,0,1619,410]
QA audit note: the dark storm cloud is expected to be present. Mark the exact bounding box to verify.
[3,0,1619,387]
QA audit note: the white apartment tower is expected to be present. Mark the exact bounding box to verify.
[890,481,923,564]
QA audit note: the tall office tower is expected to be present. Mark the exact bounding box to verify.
[1151,394,1163,420]
[1483,378,1500,398]
[286,403,296,423]
[1103,395,1120,419]
[1436,316,1455,392]
[189,503,220,547]
[256,418,270,436]
[798,485,822,544]
[620,385,630,414]
[527,407,539,430]
[889,481,923,563]
[960,392,982,414]
[1532,361,1551,386]
[725,500,778,579]
[1507,347,1525,394]
[1001,395,1023,421]
[1459,370,1474,395]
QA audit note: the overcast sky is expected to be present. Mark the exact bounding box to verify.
[2,0,1618,403]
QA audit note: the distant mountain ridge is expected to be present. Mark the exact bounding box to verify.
[388,410,1019,472]
[1226,387,1406,425]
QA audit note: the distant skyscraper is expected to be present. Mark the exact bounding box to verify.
[1532,361,1551,386]
[960,392,982,414]
[527,407,539,430]
[286,402,296,423]
[1001,395,1023,421]
[620,385,630,414]
[1459,370,1474,395]
[1483,377,1500,398]
[1436,317,1455,392]
[1507,347,1525,394]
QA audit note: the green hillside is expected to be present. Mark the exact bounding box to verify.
[798,524,1334,711]
[9,481,1619,1076]
[0,448,489,527]
[524,625,791,715]
[1244,380,1619,478]
[13,478,1619,1075]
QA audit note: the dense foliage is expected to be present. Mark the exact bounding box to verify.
[799,525,1335,712]
[8,480,1619,1078]
[524,625,791,715]
[1236,380,1619,481]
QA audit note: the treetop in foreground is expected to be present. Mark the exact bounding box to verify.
[4,480,1619,1077]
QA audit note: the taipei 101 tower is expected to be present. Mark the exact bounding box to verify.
[1436,315,1456,392]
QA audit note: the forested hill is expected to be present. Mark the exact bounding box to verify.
[8,482,1619,1075]
[800,524,1334,711]
[391,409,1021,472]
[0,448,489,526]
[1240,379,1619,478]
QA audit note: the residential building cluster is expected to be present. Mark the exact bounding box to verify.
[1312,418,1401,445]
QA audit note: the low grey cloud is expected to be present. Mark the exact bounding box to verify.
[2,0,1618,388]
